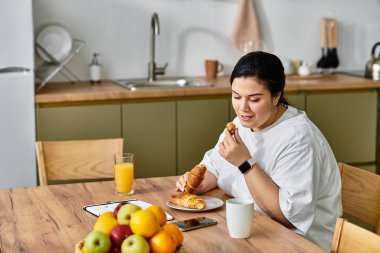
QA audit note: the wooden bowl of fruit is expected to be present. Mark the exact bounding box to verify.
[77,203,184,253]
[75,240,184,253]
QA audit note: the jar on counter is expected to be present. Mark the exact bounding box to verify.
[298,61,311,77]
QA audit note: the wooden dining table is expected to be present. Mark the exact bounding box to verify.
[0,176,326,253]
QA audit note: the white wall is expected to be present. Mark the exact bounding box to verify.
[33,0,380,82]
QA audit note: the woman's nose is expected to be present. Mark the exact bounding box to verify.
[240,99,250,112]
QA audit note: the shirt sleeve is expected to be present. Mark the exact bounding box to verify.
[199,129,227,179]
[200,149,220,178]
[271,137,321,234]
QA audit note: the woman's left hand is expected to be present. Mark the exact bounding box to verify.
[218,128,251,166]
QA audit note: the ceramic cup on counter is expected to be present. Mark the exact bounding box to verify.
[205,59,224,80]
[298,61,311,77]
[114,153,134,195]
[292,60,302,75]
[226,198,255,239]
[282,58,294,75]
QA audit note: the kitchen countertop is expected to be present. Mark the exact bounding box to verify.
[35,74,380,104]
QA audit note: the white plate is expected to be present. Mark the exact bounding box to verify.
[166,196,224,212]
[36,25,72,63]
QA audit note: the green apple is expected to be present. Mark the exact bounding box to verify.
[84,231,112,253]
[121,234,150,253]
[117,204,141,225]
[114,202,129,217]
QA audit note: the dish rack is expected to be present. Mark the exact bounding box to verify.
[35,39,85,92]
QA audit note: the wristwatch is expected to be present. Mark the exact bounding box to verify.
[238,157,256,174]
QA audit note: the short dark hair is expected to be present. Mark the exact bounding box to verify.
[230,51,289,105]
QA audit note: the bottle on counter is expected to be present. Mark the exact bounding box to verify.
[89,53,101,84]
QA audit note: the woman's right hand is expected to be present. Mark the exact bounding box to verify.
[175,172,189,192]
[176,170,217,195]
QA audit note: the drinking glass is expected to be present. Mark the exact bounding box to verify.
[114,153,134,195]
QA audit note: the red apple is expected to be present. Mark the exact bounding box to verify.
[113,202,129,217]
[108,246,121,253]
[110,224,133,249]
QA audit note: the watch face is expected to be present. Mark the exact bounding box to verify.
[238,161,252,174]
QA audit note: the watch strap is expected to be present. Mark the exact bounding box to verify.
[238,157,256,174]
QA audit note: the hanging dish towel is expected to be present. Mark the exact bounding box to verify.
[231,0,262,50]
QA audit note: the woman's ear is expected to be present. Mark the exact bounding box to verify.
[273,92,281,106]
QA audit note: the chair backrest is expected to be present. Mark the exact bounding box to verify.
[338,163,380,235]
[331,218,380,253]
[36,138,123,186]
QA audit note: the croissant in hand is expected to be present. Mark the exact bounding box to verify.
[184,164,207,194]
[170,193,206,210]
[226,122,236,135]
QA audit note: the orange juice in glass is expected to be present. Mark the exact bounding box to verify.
[114,153,134,195]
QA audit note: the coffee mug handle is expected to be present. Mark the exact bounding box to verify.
[218,63,224,73]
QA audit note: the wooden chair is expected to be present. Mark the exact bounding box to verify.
[331,218,380,253]
[36,138,123,186]
[338,163,380,235]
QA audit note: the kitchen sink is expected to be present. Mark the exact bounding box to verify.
[113,78,213,91]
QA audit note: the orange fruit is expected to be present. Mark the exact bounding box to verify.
[146,205,167,226]
[162,223,183,247]
[130,209,159,238]
[149,230,177,253]
[93,214,118,236]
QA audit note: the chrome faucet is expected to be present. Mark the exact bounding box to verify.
[148,13,168,82]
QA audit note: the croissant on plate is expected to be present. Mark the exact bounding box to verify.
[184,164,207,194]
[170,193,206,210]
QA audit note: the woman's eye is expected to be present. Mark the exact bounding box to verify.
[250,99,259,102]
[233,96,241,100]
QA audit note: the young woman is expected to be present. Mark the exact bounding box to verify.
[176,51,342,251]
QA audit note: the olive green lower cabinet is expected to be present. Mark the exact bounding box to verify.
[286,92,306,111]
[306,90,377,167]
[122,101,176,178]
[36,104,122,140]
[177,98,230,175]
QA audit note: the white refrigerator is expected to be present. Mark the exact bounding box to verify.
[0,0,37,188]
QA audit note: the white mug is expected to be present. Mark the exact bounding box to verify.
[226,198,255,239]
